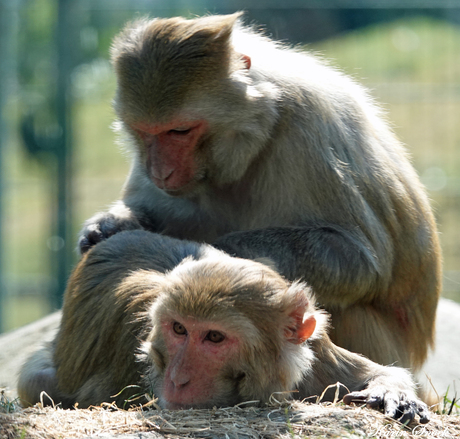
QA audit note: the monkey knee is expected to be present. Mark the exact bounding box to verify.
[17,343,62,407]
[18,366,59,407]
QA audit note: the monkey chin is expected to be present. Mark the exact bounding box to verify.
[162,401,203,410]
[161,398,220,411]
[155,178,209,199]
[159,386,241,410]
[150,175,202,198]
[161,187,193,198]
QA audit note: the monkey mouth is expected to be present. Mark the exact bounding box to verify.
[161,185,194,197]
[161,398,213,410]
[158,178,205,197]
[161,401,187,410]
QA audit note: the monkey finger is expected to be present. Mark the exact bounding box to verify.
[342,391,367,406]
[79,227,105,253]
[344,386,388,408]
[343,392,370,404]
[79,213,143,254]
[79,236,94,254]
[383,395,412,423]
[78,226,107,253]
[396,404,417,425]
[392,397,430,425]
[403,399,431,424]
[417,402,431,424]
[344,389,411,422]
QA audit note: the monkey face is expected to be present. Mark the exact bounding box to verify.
[130,119,209,195]
[154,317,242,409]
[139,257,320,409]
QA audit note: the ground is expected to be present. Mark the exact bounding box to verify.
[1,399,460,439]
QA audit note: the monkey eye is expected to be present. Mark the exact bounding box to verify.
[205,330,225,343]
[168,128,192,135]
[173,321,187,335]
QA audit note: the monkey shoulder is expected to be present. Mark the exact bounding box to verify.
[84,230,213,273]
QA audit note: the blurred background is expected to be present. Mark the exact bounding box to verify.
[0,0,459,333]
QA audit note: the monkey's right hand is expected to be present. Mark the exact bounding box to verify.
[342,386,430,424]
[78,210,142,254]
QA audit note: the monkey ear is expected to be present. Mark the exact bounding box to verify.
[240,54,251,70]
[284,282,317,344]
[285,311,317,345]
[201,12,241,43]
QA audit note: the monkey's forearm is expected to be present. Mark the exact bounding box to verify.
[213,225,387,304]
[80,202,387,304]
[303,338,430,424]
[300,337,374,398]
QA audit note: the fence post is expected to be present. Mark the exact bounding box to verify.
[51,0,78,308]
[0,0,19,332]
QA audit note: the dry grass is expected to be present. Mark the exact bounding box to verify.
[1,398,459,439]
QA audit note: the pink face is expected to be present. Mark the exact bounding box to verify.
[160,317,240,409]
[132,120,208,193]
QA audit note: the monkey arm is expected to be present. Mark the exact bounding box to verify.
[300,336,430,424]
[79,186,390,307]
[78,182,223,254]
[213,224,388,306]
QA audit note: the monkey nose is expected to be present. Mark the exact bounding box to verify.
[171,376,190,388]
[170,367,191,388]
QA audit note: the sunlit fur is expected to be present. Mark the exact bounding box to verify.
[18,231,429,424]
[81,13,441,372]
[140,257,324,406]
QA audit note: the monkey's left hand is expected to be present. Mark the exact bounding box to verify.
[343,386,430,424]
[78,211,142,254]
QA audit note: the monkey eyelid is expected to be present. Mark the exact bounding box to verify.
[168,128,192,135]
[205,330,226,343]
[172,321,187,335]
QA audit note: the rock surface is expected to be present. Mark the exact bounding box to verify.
[0,311,60,399]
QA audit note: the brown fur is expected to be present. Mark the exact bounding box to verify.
[19,231,429,423]
[78,14,441,371]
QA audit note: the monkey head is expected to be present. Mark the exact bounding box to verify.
[110,13,277,196]
[139,257,324,409]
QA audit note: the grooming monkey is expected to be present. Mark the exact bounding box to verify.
[19,231,430,423]
[78,13,441,371]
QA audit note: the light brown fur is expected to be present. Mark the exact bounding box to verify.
[78,14,441,370]
[19,231,429,423]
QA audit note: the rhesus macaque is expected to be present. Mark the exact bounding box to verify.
[19,231,429,424]
[78,13,442,371]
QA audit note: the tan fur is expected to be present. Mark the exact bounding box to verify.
[19,231,430,423]
[79,13,441,371]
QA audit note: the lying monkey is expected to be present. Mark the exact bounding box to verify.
[19,231,429,424]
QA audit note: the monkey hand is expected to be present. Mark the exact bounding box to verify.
[342,386,430,424]
[78,208,142,254]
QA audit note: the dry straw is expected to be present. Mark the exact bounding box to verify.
[1,393,459,439]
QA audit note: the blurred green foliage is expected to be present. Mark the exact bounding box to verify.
[2,7,460,331]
